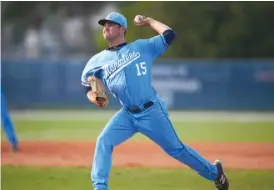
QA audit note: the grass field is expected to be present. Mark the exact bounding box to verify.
[6,120,274,142]
[2,166,274,190]
[2,110,274,190]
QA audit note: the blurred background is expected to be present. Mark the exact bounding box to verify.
[1,2,274,190]
[1,1,274,111]
[1,1,274,110]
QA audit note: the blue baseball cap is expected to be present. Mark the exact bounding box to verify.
[98,12,128,29]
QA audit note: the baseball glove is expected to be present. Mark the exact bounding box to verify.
[88,76,109,108]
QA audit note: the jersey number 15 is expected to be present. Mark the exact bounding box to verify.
[136,62,147,76]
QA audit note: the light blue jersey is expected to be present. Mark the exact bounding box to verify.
[81,34,167,108]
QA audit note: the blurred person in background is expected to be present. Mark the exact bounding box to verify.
[24,26,40,58]
[23,16,43,58]
[61,8,86,54]
[39,19,61,59]
[1,88,19,152]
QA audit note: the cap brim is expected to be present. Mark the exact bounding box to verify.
[98,19,107,26]
[98,19,121,26]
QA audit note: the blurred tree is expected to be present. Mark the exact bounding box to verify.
[95,1,274,58]
[1,1,107,45]
[1,2,107,22]
[2,1,274,58]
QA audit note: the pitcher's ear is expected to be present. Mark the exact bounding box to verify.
[120,27,127,36]
[124,28,127,36]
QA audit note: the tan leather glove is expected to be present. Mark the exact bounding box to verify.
[87,76,109,108]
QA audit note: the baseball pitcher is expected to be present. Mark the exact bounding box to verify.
[81,12,229,190]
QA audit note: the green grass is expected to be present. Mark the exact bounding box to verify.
[2,166,274,190]
[2,112,274,190]
[2,120,274,142]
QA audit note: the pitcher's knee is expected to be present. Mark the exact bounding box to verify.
[95,134,115,150]
[96,135,109,146]
[165,147,186,159]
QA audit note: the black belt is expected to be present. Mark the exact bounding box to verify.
[128,101,154,114]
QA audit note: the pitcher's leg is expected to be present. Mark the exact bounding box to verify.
[92,109,136,190]
[1,91,18,151]
[138,103,218,181]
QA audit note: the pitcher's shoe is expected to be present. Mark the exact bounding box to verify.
[214,160,229,190]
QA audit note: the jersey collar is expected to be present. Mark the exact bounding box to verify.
[106,42,127,51]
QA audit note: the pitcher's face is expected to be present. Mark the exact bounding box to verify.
[103,22,124,41]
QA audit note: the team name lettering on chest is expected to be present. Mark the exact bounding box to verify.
[103,51,141,79]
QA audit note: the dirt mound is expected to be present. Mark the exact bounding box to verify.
[2,141,274,169]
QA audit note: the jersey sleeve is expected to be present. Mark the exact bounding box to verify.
[81,58,102,87]
[146,34,168,59]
